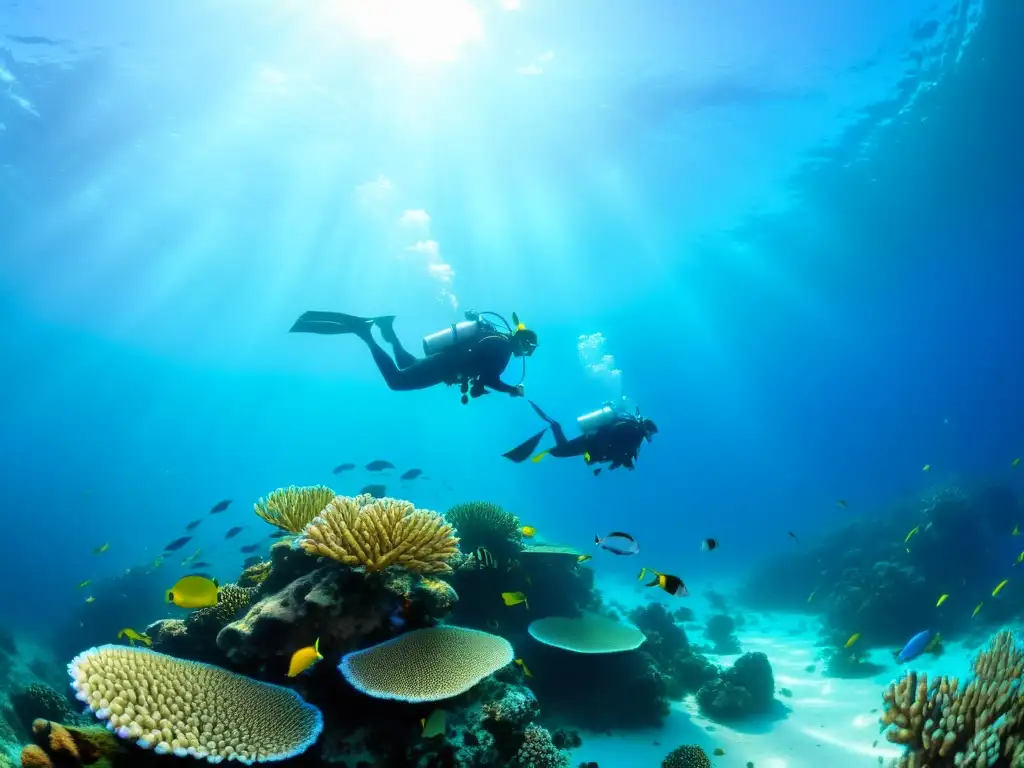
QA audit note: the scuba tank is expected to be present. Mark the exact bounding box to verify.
[576,404,619,434]
[422,320,482,357]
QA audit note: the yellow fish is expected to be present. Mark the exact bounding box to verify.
[117,628,152,647]
[904,526,921,544]
[583,452,591,462]
[1013,457,1021,467]
[972,602,983,618]
[992,579,1009,597]
[85,596,95,603]
[501,591,529,609]
[922,464,931,472]
[807,590,816,603]
[936,594,949,607]
[77,580,91,589]
[421,709,446,739]
[1015,552,1024,566]
[531,452,549,464]
[514,657,533,678]
[637,567,648,581]
[837,500,848,508]
[845,633,861,649]
[577,554,593,564]
[287,638,323,678]
[1014,524,1020,537]
[521,526,537,538]
[166,575,219,609]
[92,542,109,555]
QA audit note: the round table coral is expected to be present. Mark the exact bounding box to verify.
[339,625,514,702]
[68,644,323,764]
[528,613,646,654]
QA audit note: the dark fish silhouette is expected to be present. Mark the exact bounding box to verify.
[189,562,212,569]
[400,468,423,481]
[332,463,356,474]
[239,544,261,553]
[210,500,232,514]
[164,536,193,552]
[185,520,202,531]
[225,526,243,539]
[360,484,386,499]
[788,531,799,543]
[269,530,290,539]
[365,460,395,472]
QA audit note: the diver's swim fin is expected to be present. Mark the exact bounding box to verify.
[527,400,558,426]
[289,311,372,335]
[502,428,548,463]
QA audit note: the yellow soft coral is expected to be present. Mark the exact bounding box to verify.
[254,485,335,533]
[296,495,459,574]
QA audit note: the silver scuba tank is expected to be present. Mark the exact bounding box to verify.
[422,320,481,357]
[576,404,618,434]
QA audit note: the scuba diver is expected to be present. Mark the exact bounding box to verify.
[289,309,538,404]
[503,400,658,476]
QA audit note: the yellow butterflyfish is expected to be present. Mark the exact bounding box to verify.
[577,554,593,563]
[515,658,534,678]
[287,638,323,678]
[1014,524,1021,537]
[92,542,109,555]
[936,594,949,607]
[845,633,861,648]
[166,575,219,609]
[1015,551,1024,566]
[583,452,591,462]
[992,579,1009,597]
[501,591,529,608]
[972,602,983,618]
[521,526,537,537]
[904,526,921,544]
[421,709,446,738]
[117,628,152,647]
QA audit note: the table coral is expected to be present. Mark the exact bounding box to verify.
[527,614,646,654]
[296,495,459,574]
[881,629,1024,767]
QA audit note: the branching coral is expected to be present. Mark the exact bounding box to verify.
[296,495,459,574]
[661,744,712,768]
[68,644,323,764]
[445,501,523,553]
[881,630,1024,766]
[511,724,570,768]
[254,485,335,533]
[239,560,272,588]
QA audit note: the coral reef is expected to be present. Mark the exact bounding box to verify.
[881,630,1024,766]
[296,495,459,574]
[8,686,72,734]
[661,744,712,768]
[68,644,323,762]
[445,501,523,558]
[704,614,741,654]
[254,484,335,533]
[339,626,514,702]
[528,614,646,653]
[20,719,124,768]
[511,724,570,768]
[629,605,719,699]
[696,652,777,722]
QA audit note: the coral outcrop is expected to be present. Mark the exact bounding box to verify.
[704,614,741,654]
[629,604,718,699]
[511,724,570,768]
[661,744,712,767]
[296,495,459,574]
[881,630,1024,766]
[697,652,777,721]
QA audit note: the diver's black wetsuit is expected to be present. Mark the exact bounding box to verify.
[289,311,523,397]
[505,401,650,473]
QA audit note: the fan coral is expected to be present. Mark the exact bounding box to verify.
[445,501,523,552]
[296,495,459,574]
[881,630,1024,766]
[511,724,570,768]
[662,744,712,768]
[254,485,335,533]
[339,626,513,703]
[528,614,646,654]
[68,645,323,763]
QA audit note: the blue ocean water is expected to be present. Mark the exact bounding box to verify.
[1,0,1022,766]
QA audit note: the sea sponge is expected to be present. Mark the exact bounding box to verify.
[254,485,335,533]
[339,626,513,702]
[511,724,570,768]
[295,495,459,574]
[528,614,646,654]
[881,630,1024,767]
[445,501,523,553]
[68,644,323,764]
[662,744,712,768]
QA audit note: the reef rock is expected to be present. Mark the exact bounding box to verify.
[704,614,741,655]
[697,652,776,721]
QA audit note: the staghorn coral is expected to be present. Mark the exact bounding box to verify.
[662,744,712,768]
[445,501,523,554]
[881,630,1024,767]
[68,644,323,764]
[510,724,570,768]
[296,495,459,574]
[528,613,646,654]
[339,626,514,702]
[254,485,335,533]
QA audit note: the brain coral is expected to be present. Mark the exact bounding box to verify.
[296,495,459,574]
[255,485,335,533]
[528,614,646,654]
[68,645,323,764]
[339,626,513,702]
[445,501,523,552]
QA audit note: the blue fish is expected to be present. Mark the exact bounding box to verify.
[897,630,934,663]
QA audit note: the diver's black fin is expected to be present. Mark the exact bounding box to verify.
[527,400,558,426]
[502,428,548,463]
[289,311,372,335]
[593,468,602,476]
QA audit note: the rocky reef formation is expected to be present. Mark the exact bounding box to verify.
[696,652,778,721]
